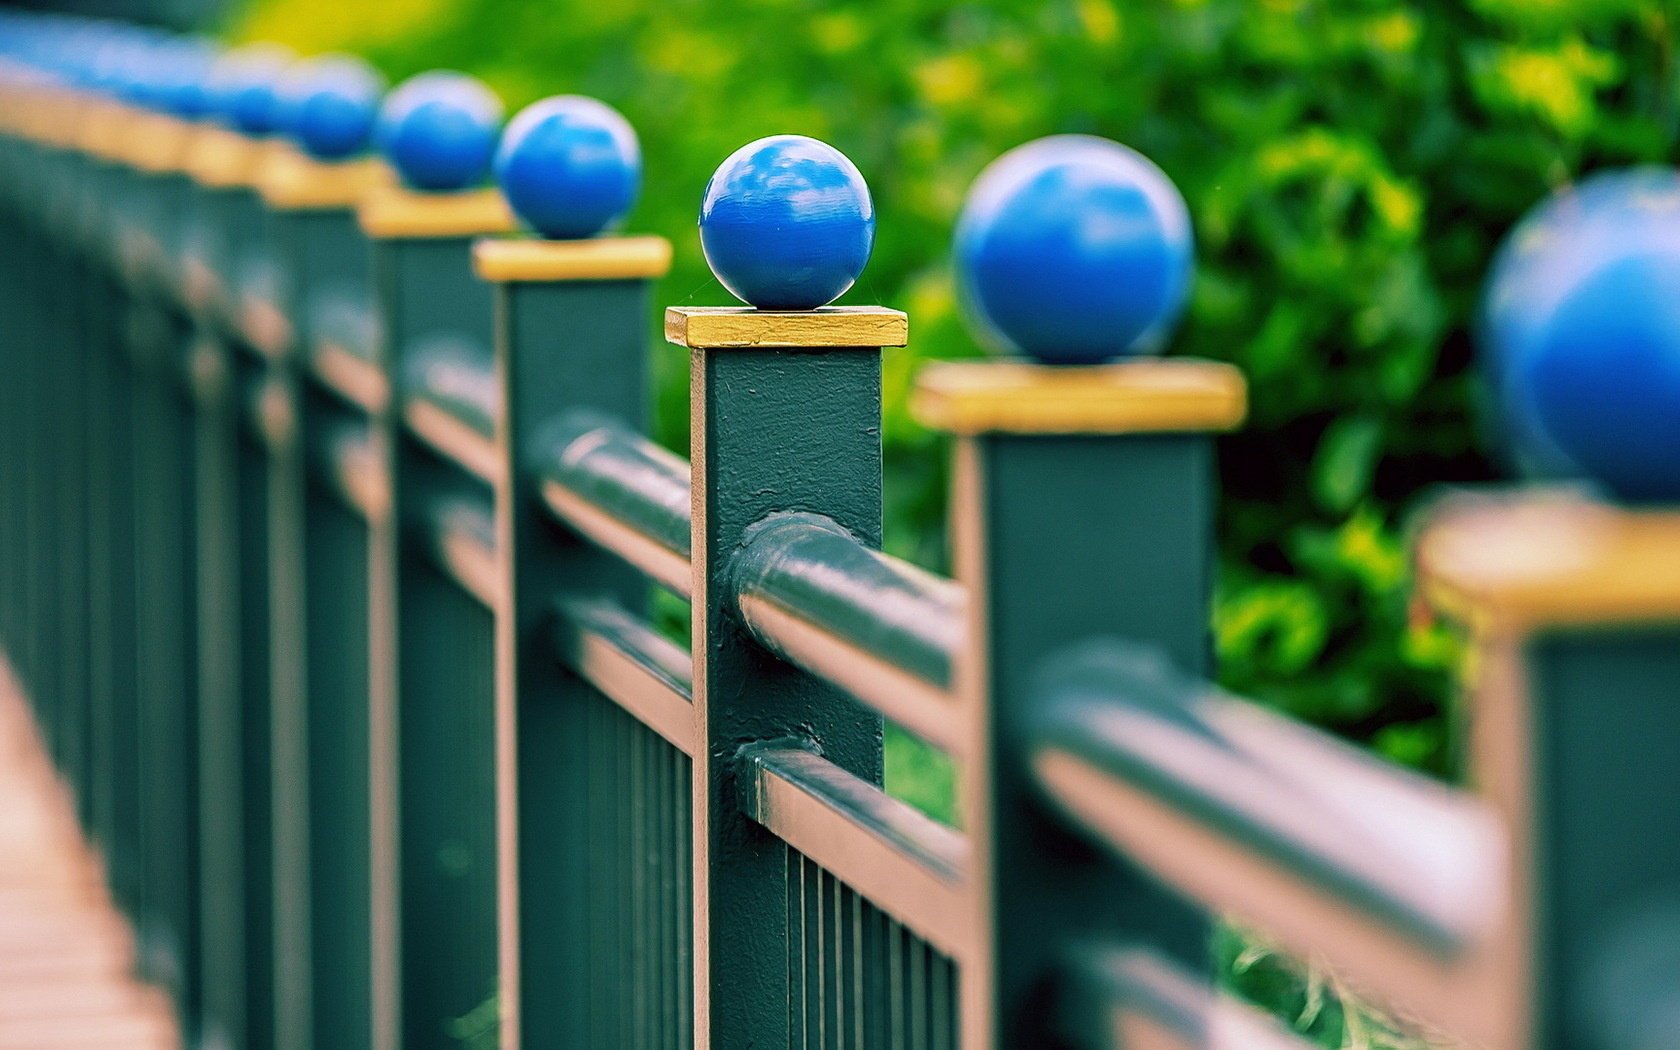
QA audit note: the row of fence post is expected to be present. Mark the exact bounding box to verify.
[3,13,1680,1050]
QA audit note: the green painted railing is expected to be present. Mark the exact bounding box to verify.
[3,24,1680,1050]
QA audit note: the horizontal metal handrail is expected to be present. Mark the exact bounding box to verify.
[309,338,387,416]
[312,423,388,522]
[1029,641,1506,1044]
[733,513,965,753]
[305,290,385,414]
[551,595,695,756]
[538,411,692,597]
[1056,942,1315,1050]
[739,743,970,960]
[418,493,499,607]
[404,343,499,484]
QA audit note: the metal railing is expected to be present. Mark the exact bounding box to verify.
[2,14,1680,1050]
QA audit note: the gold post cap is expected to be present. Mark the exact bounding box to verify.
[357,186,518,239]
[74,98,131,161]
[664,306,908,349]
[910,358,1247,435]
[258,149,394,210]
[183,126,278,189]
[1417,490,1680,631]
[473,235,673,283]
[123,112,195,173]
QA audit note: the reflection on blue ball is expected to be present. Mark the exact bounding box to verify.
[955,135,1193,365]
[207,43,294,136]
[1481,169,1680,483]
[699,135,874,310]
[494,95,640,239]
[1502,174,1680,503]
[280,54,384,161]
[377,71,503,192]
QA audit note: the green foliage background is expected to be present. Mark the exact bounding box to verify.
[233,0,1680,774]
[227,0,1680,1042]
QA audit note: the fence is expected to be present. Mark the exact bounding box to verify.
[1,13,1678,1050]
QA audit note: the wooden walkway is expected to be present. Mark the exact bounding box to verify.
[0,660,179,1049]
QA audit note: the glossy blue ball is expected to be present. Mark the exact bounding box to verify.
[207,43,294,136]
[377,71,503,192]
[955,135,1193,365]
[1481,169,1680,482]
[1507,194,1680,503]
[280,54,384,161]
[153,38,218,120]
[494,95,640,239]
[699,135,874,310]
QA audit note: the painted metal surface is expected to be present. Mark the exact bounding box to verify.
[370,226,501,1049]
[537,410,692,595]
[10,54,1680,1050]
[732,511,964,749]
[490,266,691,1048]
[689,335,895,1047]
[740,744,970,958]
[1029,641,1500,958]
[1525,627,1680,1049]
[1055,943,1314,1050]
[948,430,1219,1049]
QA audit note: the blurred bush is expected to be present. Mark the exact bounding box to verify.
[232,0,1680,773]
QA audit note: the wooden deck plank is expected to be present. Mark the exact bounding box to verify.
[0,658,182,1050]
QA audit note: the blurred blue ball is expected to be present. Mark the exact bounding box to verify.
[281,54,384,161]
[153,38,218,120]
[207,43,294,136]
[377,71,502,192]
[699,135,874,310]
[955,135,1193,365]
[494,95,640,239]
[1481,169,1680,483]
[1500,173,1680,503]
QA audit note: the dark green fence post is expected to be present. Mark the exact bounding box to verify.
[116,108,207,1040]
[1419,498,1680,1050]
[475,235,673,1046]
[179,122,282,1050]
[676,305,908,1047]
[361,185,516,1050]
[258,147,392,1050]
[910,360,1247,1047]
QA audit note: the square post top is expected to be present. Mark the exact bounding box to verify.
[357,184,519,240]
[911,358,1247,435]
[1417,492,1680,632]
[473,235,672,283]
[665,305,908,349]
[257,149,394,212]
[182,126,281,190]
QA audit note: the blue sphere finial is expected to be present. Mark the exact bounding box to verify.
[494,95,641,240]
[1493,169,1680,503]
[207,42,295,136]
[377,70,503,192]
[699,135,874,310]
[954,135,1193,365]
[152,37,218,121]
[280,53,384,161]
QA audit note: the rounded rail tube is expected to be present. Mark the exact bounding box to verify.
[730,511,965,752]
[537,410,692,596]
[1029,641,1509,1046]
